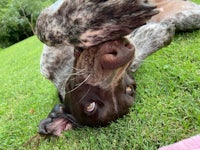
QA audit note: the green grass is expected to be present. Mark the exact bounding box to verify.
[1,8,200,150]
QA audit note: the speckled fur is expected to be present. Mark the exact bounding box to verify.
[40,0,200,100]
[40,45,74,98]
[127,21,175,72]
[40,22,175,99]
[128,0,200,71]
[36,0,158,48]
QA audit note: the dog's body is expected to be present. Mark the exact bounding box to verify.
[37,0,200,136]
[36,0,158,48]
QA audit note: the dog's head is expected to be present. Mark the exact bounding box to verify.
[37,0,157,136]
[63,38,136,126]
[38,38,136,136]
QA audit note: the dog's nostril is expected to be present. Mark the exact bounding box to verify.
[109,50,117,56]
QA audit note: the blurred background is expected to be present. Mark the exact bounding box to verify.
[0,0,56,49]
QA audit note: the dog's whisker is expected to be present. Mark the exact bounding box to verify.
[67,72,85,76]
[72,68,87,75]
[66,74,91,94]
[66,68,86,76]
[72,67,86,72]
[74,74,91,87]
[68,76,75,83]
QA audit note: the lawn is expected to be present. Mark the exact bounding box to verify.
[0,4,200,150]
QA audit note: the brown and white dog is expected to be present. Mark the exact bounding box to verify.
[36,0,200,136]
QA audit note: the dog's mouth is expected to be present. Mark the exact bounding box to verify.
[38,104,82,136]
[39,117,72,136]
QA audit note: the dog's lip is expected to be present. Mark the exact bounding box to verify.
[50,118,72,136]
[61,113,83,128]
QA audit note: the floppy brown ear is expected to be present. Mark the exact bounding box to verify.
[36,0,158,48]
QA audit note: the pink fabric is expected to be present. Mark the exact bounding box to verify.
[159,134,200,150]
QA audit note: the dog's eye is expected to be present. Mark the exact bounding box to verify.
[86,102,96,112]
[126,86,134,95]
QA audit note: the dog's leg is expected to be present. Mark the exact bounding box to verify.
[128,0,200,72]
[127,21,175,72]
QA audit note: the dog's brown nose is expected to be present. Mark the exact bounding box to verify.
[100,39,134,69]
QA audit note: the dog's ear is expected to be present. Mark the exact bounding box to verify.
[36,0,158,48]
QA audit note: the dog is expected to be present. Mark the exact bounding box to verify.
[36,0,200,136]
